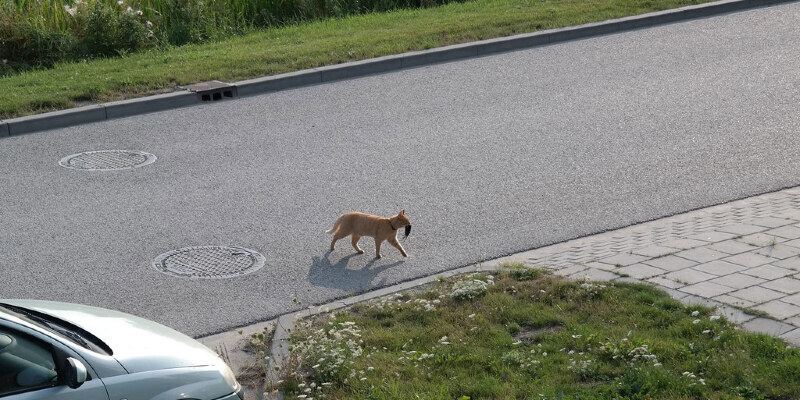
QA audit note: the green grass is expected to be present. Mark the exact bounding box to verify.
[270,268,800,399]
[0,0,715,119]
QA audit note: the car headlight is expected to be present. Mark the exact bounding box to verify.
[218,361,241,392]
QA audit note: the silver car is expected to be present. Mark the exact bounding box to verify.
[0,300,243,400]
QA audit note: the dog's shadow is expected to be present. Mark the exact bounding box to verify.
[309,251,403,293]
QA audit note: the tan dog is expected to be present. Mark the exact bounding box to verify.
[327,210,411,258]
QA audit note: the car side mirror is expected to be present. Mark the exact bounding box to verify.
[65,357,87,389]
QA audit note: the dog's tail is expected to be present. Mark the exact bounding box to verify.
[325,216,343,234]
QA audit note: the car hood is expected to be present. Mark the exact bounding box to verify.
[2,299,224,373]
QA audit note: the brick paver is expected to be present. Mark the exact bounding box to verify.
[722,252,777,268]
[616,264,665,279]
[753,300,800,320]
[681,281,734,297]
[664,269,716,285]
[763,277,800,294]
[676,247,728,263]
[754,244,800,259]
[644,256,697,272]
[713,294,755,308]
[708,273,766,289]
[693,260,747,275]
[771,257,800,270]
[725,286,784,305]
[743,264,794,279]
[706,240,757,255]
[766,225,800,239]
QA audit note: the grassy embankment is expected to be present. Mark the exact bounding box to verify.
[0,0,716,120]
[265,265,800,399]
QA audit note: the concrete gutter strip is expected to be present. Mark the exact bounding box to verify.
[2,0,794,137]
[6,105,106,136]
[401,42,480,69]
[104,91,198,120]
[235,70,323,97]
[317,55,404,83]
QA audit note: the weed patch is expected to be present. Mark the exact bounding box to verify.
[273,268,800,399]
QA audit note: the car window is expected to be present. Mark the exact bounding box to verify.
[0,328,58,396]
[0,305,112,356]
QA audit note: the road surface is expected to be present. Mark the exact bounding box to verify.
[1,2,798,336]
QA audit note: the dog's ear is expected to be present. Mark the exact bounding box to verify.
[399,209,405,216]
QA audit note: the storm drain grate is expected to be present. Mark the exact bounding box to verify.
[187,80,238,102]
[59,150,156,171]
[153,246,266,279]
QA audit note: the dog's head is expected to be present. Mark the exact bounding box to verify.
[395,209,411,238]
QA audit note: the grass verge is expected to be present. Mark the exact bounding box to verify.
[262,265,800,399]
[1,0,715,119]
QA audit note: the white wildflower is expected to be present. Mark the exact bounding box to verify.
[691,311,700,317]
[450,279,489,300]
[710,315,721,321]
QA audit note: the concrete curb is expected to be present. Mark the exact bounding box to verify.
[3,0,794,137]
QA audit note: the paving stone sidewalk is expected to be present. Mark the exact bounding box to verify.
[488,186,800,346]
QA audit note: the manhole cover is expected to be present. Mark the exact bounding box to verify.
[59,150,156,171]
[153,246,266,279]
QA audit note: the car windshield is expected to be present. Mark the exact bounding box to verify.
[0,304,112,355]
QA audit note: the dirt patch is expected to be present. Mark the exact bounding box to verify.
[513,325,563,343]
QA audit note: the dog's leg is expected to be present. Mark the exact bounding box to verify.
[351,235,364,254]
[388,237,408,257]
[330,230,347,251]
[374,239,383,259]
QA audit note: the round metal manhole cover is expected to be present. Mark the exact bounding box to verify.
[59,150,156,171]
[153,246,266,279]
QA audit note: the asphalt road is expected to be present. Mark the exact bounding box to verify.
[2,2,799,337]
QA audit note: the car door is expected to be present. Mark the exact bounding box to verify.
[0,327,109,400]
